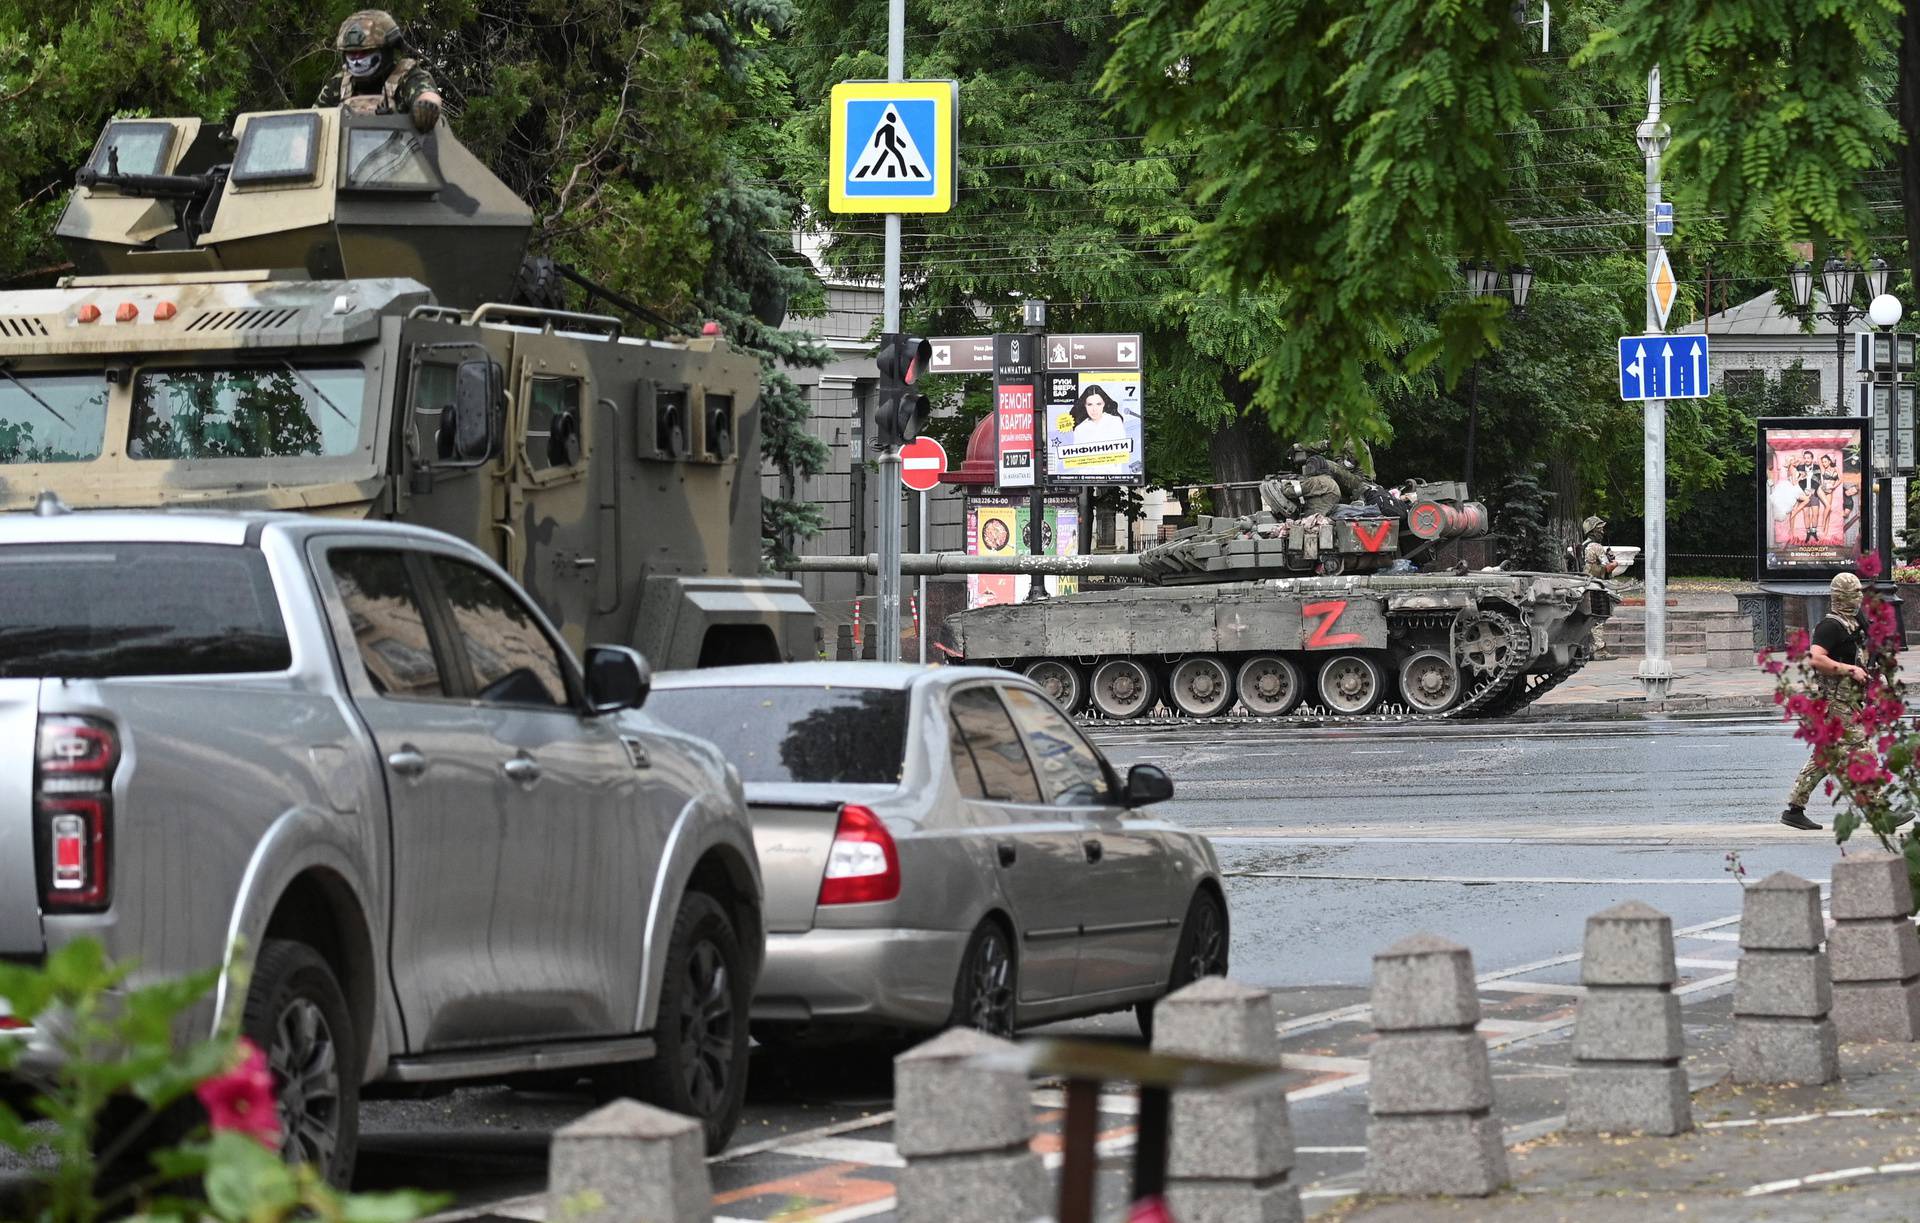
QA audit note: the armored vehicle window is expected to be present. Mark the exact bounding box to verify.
[430,557,570,708]
[232,113,320,185]
[646,685,909,785]
[130,365,366,460]
[345,127,441,190]
[527,375,583,470]
[948,687,1042,804]
[999,687,1113,806]
[90,121,175,176]
[0,372,109,464]
[328,550,447,699]
[0,543,289,678]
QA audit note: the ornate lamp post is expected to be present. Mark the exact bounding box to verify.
[1790,257,1863,411]
[1461,262,1534,495]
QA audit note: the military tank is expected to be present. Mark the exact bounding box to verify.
[0,107,813,668]
[809,450,1611,720]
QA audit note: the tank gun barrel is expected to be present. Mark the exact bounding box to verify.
[784,553,1149,578]
[74,167,223,200]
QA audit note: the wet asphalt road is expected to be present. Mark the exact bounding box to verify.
[6,711,1847,1210]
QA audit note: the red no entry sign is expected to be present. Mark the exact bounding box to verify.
[900,436,948,491]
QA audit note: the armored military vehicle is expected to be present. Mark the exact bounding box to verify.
[0,108,811,666]
[807,462,1610,720]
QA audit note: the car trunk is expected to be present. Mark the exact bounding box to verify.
[746,782,898,934]
[0,679,42,956]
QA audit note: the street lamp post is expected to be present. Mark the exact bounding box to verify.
[1791,257,1863,411]
[1461,261,1533,497]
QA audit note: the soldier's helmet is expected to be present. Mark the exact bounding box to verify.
[1582,515,1606,537]
[335,10,405,74]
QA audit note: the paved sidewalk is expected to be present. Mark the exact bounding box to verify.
[1524,654,1778,719]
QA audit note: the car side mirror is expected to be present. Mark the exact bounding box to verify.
[585,645,650,713]
[1122,763,1174,807]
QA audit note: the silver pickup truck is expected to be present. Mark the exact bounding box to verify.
[0,505,764,1181]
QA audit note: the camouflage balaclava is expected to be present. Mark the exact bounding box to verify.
[1830,571,1863,620]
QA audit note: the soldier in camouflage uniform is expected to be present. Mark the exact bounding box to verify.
[1781,572,1870,831]
[1582,516,1620,659]
[316,10,443,132]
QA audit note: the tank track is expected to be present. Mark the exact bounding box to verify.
[1071,608,1564,728]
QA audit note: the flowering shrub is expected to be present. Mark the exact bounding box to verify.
[1763,552,1920,903]
[1893,564,1920,584]
[0,940,442,1223]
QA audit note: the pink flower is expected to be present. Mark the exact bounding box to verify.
[1127,1197,1176,1223]
[196,1037,280,1148]
[1847,752,1887,786]
[1867,601,1902,650]
[1861,552,1884,578]
[1786,629,1812,661]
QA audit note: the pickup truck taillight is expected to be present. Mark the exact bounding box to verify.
[34,716,119,912]
[817,804,901,905]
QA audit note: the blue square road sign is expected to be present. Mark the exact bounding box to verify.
[1619,335,1710,401]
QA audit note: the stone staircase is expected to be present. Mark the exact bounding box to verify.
[1604,604,1755,666]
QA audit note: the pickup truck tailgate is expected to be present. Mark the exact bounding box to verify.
[0,680,41,954]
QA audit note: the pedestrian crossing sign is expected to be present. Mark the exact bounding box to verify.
[829,80,959,214]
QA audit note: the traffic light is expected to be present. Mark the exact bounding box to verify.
[874,332,932,450]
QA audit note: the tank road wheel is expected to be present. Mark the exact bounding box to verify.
[1317,653,1384,715]
[1167,656,1235,718]
[1024,659,1086,715]
[1458,615,1515,677]
[1235,655,1304,716]
[1089,659,1158,719]
[1398,650,1463,714]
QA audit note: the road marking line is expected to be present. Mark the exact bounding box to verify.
[1229,871,1770,886]
[1745,1160,1920,1196]
[1481,980,1585,996]
[1300,1188,1361,1200]
[1686,930,1742,942]
[778,1138,906,1168]
[714,1111,897,1163]
[1707,1108,1886,1130]
[1028,1087,1139,1115]
[1281,1053,1369,1073]
[1676,957,1740,969]
[1351,749,1404,755]
[1297,1146,1368,1154]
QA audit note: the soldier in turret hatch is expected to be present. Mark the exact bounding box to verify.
[316,10,443,132]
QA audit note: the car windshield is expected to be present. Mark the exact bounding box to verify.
[0,372,109,464]
[0,543,291,678]
[647,685,910,785]
[129,365,365,459]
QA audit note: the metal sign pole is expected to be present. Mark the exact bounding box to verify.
[876,0,905,663]
[1637,65,1672,700]
[917,489,929,664]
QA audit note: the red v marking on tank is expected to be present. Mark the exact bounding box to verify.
[1302,600,1366,649]
[1352,521,1393,553]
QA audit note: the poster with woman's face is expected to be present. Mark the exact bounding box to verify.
[1759,423,1864,575]
[1046,372,1143,484]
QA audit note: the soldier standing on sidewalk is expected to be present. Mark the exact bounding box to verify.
[1582,516,1621,660]
[1781,572,1869,831]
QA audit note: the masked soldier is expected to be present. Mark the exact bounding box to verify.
[316,10,443,132]
[1781,572,1871,831]
[1582,516,1621,659]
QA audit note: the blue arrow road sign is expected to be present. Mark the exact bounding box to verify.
[1655,202,1673,236]
[1619,335,1710,401]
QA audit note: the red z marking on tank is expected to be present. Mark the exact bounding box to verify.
[1353,521,1393,553]
[1303,600,1366,649]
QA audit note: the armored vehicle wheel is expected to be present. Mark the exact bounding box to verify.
[1317,653,1384,715]
[1089,659,1157,719]
[1458,615,1515,676]
[1398,650,1463,714]
[1167,656,1234,717]
[1235,655,1303,716]
[1024,659,1086,714]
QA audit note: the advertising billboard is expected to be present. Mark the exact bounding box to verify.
[1756,417,1869,581]
[965,495,1079,607]
[1044,371,1143,484]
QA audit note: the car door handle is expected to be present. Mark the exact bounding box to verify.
[996,841,1017,867]
[1084,839,1104,864]
[502,755,542,784]
[386,746,427,778]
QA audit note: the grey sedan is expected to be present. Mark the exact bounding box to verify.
[647,663,1227,1038]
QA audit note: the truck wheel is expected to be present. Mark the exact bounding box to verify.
[1090,659,1156,719]
[1024,659,1086,714]
[244,939,359,1188]
[1137,889,1230,1040]
[605,892,749,1154]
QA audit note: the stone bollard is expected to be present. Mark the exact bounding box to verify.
[1364,934,1507,1197]
[1567,901,1691,1135]
[1731,871,1838,1084]
[547,1099,711,1223]
[1151,977,1302,1223]
[893,1028,1049,1223]
[1829,852,1920,1041]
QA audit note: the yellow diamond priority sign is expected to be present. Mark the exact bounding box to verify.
[1651,247,1679,329]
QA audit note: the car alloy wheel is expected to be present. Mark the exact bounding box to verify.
[243,939,359,1187]
[270,996,343,1172]
[675,938,737,1121]
[954,920,1016,1037]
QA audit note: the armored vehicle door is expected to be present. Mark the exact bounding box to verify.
[506,335,601,652]
[400,338,509,566]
